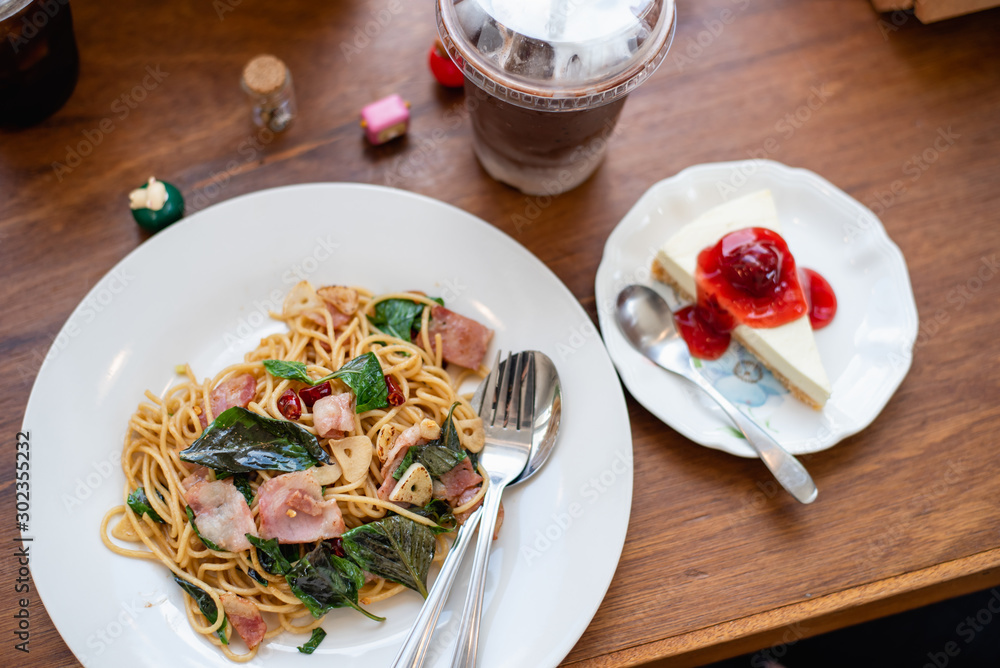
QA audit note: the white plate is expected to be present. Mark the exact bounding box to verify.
[595,160,918,457]
[23,184,632,667]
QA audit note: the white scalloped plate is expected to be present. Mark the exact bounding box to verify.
[595,160,918,457]
[23,184,632,667]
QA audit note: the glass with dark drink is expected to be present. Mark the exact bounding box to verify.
[437,0,675,195]
[0,0,79,127]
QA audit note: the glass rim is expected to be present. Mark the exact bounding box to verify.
[436,0,676,111]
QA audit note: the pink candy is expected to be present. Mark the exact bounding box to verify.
[360,94,410,145]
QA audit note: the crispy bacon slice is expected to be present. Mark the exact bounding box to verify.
[200,373,256,427]
[183,479,257,552]
[425,306,493,369]
[435,458,503,539]
[285,282,355,329]
[219,593,267,650]
[436,457,483,504]
[376,422,432,502]
[313,392,355,439]
[317,286,359,327]
[180,465,211,492]
[257,470,346,544]
[310,306,351,329]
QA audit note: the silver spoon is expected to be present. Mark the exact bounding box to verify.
[390,351,561,668]
[615,284,817,504]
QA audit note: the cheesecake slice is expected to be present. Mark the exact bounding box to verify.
[652,189,831,409]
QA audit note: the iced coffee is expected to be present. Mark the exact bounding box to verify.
[0,0,79,127]
[437,0,675,195]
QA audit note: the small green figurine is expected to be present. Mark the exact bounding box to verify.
[129,176,184,232]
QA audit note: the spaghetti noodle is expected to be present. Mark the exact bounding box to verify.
[100,283,490,660]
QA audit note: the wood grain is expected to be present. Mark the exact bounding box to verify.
[914,0,1000,21]
[2,0,1000,666]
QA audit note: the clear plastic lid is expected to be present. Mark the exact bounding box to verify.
[436,0,676,110]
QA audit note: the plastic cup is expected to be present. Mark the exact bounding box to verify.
[437,0,675,195]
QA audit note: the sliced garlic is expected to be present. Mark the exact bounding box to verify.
[461,417,485,452]
[375,424,400,463]
[328,435,374,483]
[388,463,432,506]
[282,280,323,318]
[317,286,359,317]
[308,462,343,486]
[418,418,440,442]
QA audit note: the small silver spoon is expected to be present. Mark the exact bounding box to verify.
[615,284,817,504]
[390,351,561,668]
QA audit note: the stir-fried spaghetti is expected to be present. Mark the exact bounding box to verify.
[100,283,490,660]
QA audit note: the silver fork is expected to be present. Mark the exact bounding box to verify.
[451,351,535,668]
[389,351,528,668]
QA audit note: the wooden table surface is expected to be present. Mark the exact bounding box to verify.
[3,0,1000,665]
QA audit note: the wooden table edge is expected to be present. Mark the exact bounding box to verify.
[566,547,1000,667]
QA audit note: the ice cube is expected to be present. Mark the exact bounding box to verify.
[454,0,489,43]
[505,34,555,79]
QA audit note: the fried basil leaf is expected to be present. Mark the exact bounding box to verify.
[262,359,314,384]
[174,576,228,645]
[232,473,254,505]
[332,352,389,413]
[409,499,458,535]
[246,535,293,575]
[392,448,415,480]
[179,407,331,473]
[185,506,223,551]
[246,567,269,587]
[342,516,436,598]
[369,299,424,342]
[127,486,165,523]
[262,352,388,414]
[286,543,384,622]
[297,627,327,654]
[394,403,467,479]
[369,299,421,342]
